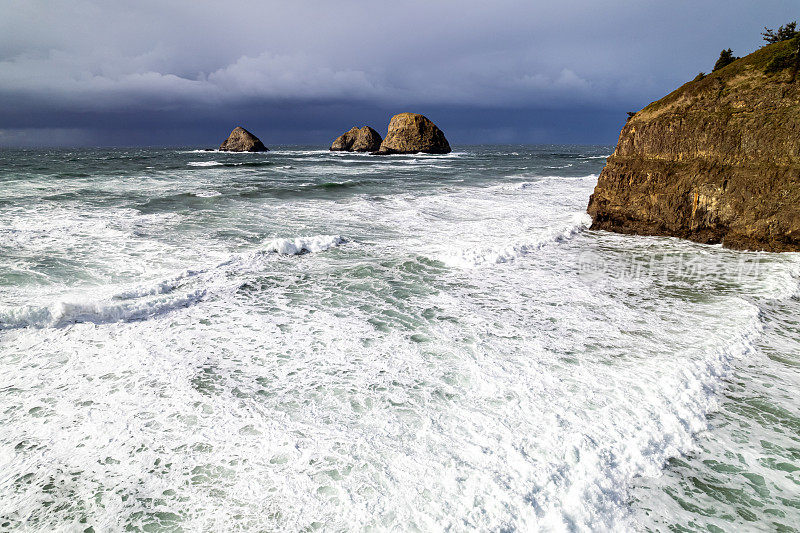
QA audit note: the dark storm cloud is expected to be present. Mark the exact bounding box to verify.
[0,0,796,146]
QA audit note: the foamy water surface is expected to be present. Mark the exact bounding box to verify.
[0,146,798,531]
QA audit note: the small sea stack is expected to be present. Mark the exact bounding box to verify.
[219,126,269,152]
[330,126,383,152]
[374,113,451,154]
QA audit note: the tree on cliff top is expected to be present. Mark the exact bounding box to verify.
[762,21,797,44]
[713,49,739,71]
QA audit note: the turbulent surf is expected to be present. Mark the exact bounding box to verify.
[0,146,798,531]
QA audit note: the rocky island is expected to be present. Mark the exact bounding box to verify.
[219,126,269,152]
[587,35,800,251]
[330,126,382,152]
[375,113,451,154]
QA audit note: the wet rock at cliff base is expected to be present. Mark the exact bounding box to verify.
[330,126,382,152]
[375,113,451,154]
[219,127,268,152]
[587,37,800,252]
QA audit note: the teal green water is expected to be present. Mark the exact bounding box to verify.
[0,146,798,531]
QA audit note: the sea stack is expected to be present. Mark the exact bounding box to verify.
[375,113,451,154]
[587,37,800,251]
[330,126,383,152]
[219,126,268,152]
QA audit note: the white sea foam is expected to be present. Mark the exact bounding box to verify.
[752,253,800,300]
[188,161,224,167]
[493,174,597,191]
[268,149,331,156]
[4,147,797,531]
[505,173,598,184]
[546,300,763,530]
[193,190,223,197]
[0,233,347,330]
[111,269,203,300]
[0,289,207,329]
[440,212,592,267]
[181,149,269,155]
[264,235,346,255]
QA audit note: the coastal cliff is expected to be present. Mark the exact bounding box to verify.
[587,37,800,251]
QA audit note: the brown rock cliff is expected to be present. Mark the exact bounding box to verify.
[587,37,800,251]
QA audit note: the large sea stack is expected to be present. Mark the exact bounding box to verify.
[219,127,268,152]
[587,37,800,251]
[330,126,382,152]
[375,113,451,154]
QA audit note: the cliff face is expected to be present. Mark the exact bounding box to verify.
[587,37,800,251]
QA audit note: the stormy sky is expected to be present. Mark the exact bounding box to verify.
[0,1,795,147]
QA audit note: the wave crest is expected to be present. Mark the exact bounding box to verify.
[440,213,591,267]
[0,235,347,330]
[0,289,207,330]
[264,235,346,255]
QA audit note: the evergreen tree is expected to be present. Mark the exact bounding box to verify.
[712,49,739,71]
[762,21,798,44]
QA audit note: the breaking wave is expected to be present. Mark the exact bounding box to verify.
[264,235,346,255]
[0,289,207,330]
[187,161,272,168]
[439,213,591,267]
[0,235,347,330]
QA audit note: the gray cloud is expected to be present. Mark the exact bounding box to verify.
[0,0,796,145]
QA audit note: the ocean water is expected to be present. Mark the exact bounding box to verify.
[0,146,798,532]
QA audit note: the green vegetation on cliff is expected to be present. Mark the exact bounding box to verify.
[712,49,739,72]
[642,36,800,116]
[762,21,797,44]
